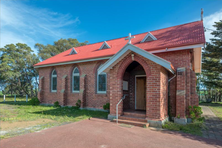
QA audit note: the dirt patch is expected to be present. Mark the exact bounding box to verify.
[0,119,55,131]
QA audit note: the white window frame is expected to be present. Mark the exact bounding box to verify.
[51,69,57,92]
[72,67,80,93]
[97,72,107,94]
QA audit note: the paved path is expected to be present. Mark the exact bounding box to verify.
[201,106,222,141]
[1,118,222,148]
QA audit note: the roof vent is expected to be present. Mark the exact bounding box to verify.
[100,41,111,50]
[141,32,157,43]
[69,47,77,55]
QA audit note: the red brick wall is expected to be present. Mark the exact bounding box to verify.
[38,49,198,120]
[38,61,109,109]
[156,50,193,117]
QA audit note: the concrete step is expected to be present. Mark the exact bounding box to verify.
[123,112,146,118]
[112,119,149,127]
[119,115,147,122]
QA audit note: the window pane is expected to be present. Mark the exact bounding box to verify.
[98,74,106,92]
[74,68,79,74]
[52,70,57,75]
[52,77,57,90]
[73,76,80,91]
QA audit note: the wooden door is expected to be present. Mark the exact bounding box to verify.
[136,77,146,110]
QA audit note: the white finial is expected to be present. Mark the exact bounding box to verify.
[125,33,135,44]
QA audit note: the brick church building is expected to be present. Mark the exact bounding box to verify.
[34,21,205,127]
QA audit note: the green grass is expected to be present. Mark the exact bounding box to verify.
[0,96,108,138]
[200,102,222,121]
[162,121,205,136]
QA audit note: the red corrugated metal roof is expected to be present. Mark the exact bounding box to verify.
[34,21,205,67]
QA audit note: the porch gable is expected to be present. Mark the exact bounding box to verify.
[98,43,175,75]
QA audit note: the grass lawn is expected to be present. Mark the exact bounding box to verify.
[200,102,222,121]
[162,121,204,136]
[0,96,108,139]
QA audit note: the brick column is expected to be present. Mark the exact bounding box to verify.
[61,75,67,106]
[108,69,123,119]
[191,70,199,106]
[79,74,86,108]
[38,76,44,103]
[175,67,187,124]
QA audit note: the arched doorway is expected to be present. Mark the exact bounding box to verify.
[122,61,146,112]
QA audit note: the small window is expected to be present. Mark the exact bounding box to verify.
[97,66,107,93]
[51,69,57,92]
[72,67,80,92]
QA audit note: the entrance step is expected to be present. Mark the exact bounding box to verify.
[123,112,146,118]
[112,119,149,127]
[119,115,147,122]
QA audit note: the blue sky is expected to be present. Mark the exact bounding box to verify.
[1,0,222,53]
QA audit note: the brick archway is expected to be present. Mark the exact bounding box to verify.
[117,53,151,80]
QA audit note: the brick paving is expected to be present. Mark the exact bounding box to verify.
[201,106,222,141]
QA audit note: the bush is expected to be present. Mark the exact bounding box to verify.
[54,101,61,108]
[29,97,40,106]
[76,100,81,109]
[103,103,110,110]
[188,105,203,121]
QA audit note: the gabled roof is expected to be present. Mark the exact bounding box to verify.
[34,21,205,68]
[98,43,175,74]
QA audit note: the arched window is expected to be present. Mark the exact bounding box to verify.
[97,66,107,93]
[51,69,57,92]
[72,67,80,92]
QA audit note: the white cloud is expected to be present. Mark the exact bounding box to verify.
[0,1,81,53]
[203,9,222,42]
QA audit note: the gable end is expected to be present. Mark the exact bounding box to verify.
[100,41,111,50]
[141,32,157,43]
[69,48,77,55]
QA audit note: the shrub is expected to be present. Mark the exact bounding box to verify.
[29,97,40,106]
[54,101,61,108]
[103,103,110,110]
[76,100,81,109]
[188,105,203,121]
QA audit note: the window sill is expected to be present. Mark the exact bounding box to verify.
[97,92,107,94]
[72,91,80,93]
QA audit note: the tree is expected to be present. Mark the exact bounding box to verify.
[199,20,222,102]
[0,43,40,97]
[35,38,88,61]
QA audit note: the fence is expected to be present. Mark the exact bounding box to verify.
[1,95,29,102]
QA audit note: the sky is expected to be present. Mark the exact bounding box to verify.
[1,0,222,53]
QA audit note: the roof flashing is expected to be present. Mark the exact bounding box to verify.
[99,41,111,50]
[141,32,157,43]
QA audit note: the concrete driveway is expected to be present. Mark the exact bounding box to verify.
[1,118,222,148]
